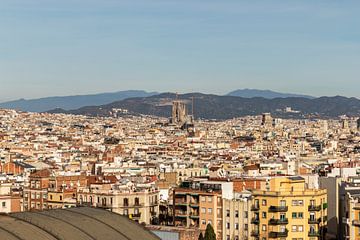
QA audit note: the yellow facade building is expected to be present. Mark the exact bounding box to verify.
[250,176,327,240]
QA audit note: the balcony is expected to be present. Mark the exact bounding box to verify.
[268,218,288,225]
[353,220,360,226]
[250,230,259,237]
[308,218,321,224]
[308,205,322,211]
[269,206,288,212]
[251,205,260,211]
[175,211,187,217]
[269,229,288,238]
[132,213,141,219]
[251,218,260,224]
[308,231,320,237]
[189,212,200,219]
[175,201,188,206]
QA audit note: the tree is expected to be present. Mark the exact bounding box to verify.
[204,224,216,240]
[198,232,204,240]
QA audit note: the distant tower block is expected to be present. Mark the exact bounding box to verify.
[261,113,273,127]
[172,100,187,125]
[341,118,349,129]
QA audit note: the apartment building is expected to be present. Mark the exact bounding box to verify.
[47,174,87,209]
[77,177,159,224]
[0,182,22,213]
[250,176,327,240]
[222,191,252,240]
[23,169,51,211]
[344,192,360,240]
[173,179,234,240]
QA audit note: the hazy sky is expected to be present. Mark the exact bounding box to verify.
[1,0,360,101]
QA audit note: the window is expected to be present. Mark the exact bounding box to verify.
[262,212,267,218]
[244,212,248,218]
[201,196,206,202]
[208,208,212,214]
[135,197,140,206]
[262,199,267,206]
[262,225,267,231]
[292,200,304,206]
[208,220,212,225]
[235,210,239,218]
[60,196,62,201]
[280,200,286,206]
[50,195,53,200]
[298,212,303,219]
[244,224,248,230]
[2,202,6,208]
[124,209,128,215]
[292,212,297,219]
[123,198,129,206]
[202,220,206,225]
[226,222,230,229]
[208,196,213,203]
[235,223,239,230]
[292,225,304,232]
[226,210,230,217]
[201,208,206,213]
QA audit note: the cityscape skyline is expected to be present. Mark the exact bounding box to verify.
[1,0,360,100]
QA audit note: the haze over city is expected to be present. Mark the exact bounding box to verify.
[1,0,360,100]
[2,2,360,240]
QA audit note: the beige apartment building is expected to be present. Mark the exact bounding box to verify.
[222,192,252,240]
[77,185,159,224]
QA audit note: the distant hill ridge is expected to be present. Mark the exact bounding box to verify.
[0,90,158,112]
[48,92,360,119]
[227,88,314,99]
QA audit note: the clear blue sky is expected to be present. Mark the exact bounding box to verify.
[1,0,359,101]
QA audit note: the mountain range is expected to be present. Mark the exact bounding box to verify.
[48,93,360,119]
[0,90,157,112]
[2,89,360,119]
[227,89,314,99]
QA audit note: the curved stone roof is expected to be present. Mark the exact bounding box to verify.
[0,207,160,240]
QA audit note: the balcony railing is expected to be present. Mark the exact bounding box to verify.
[251,205,260,211]
[250,230,259,237]
[269,206,288,212]
[308,218,321,224]
[268,218,288,225]
[251,218,260,224]
[269,229,288,238]
[308,231,320,237]
[353,220,360,226]
[132,213,141,218]
[308,205,322,211]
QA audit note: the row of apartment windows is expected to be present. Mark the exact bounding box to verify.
[225,222,246,230]
[255,212,319,219]
[30,193,47,200]
[257,225,317,232]
[255,199,320,207]
[225,209,248,218]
